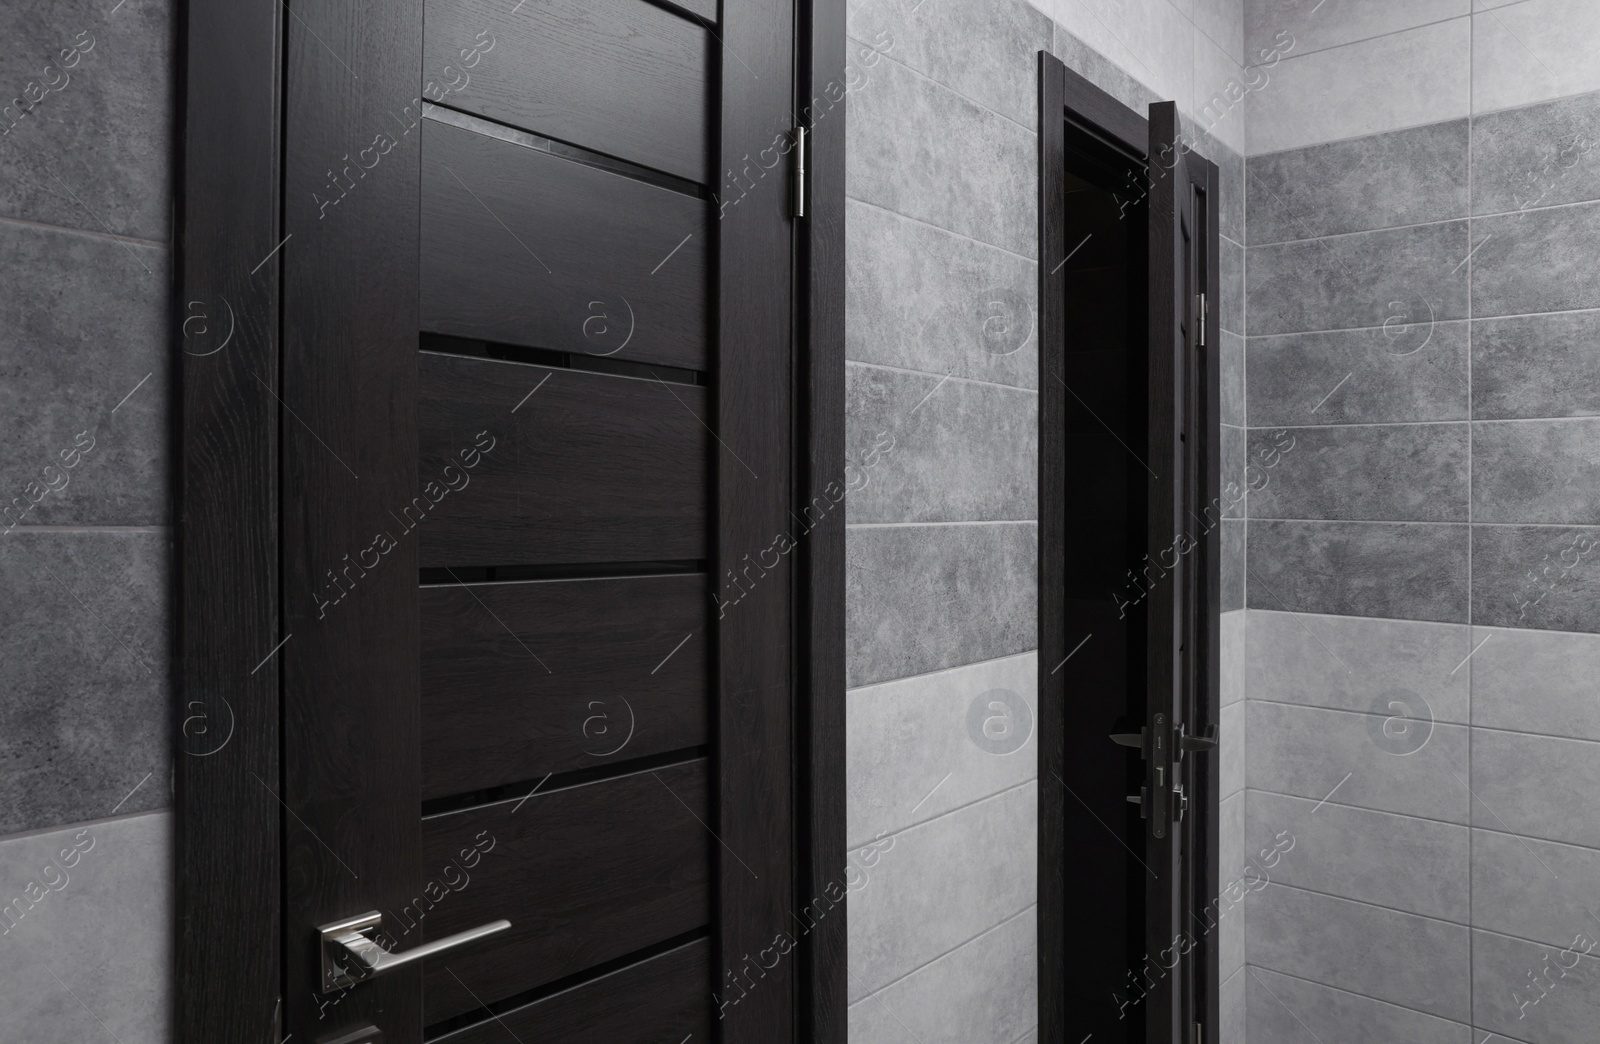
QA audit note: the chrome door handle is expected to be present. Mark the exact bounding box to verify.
[318,910,511,991]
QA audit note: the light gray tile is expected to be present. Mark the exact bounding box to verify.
[1247,322,1471,426]
[1246,120,1469,245]
[847,906,1036,1044]
[1222,518,1245,610]
[1473,89,1600,214]
[1470,524,1600,632]
[1245,609,1471,724]
[1221,331,1245,426]
[1473,201,1600,317]
[1049,22,1162,122]
[0,0,174,242]
[0,812,171,1044]
[1220,966,1246,1044]
[1473,829,1600,949]
[846,522,1037,687]
[1244,965,1473,1044]
[1247,220,1470,336]
[1473,312,1600,420]
[1221,608,1245,706]
[845,363,1037,524]
[1248,423,1470,522]
[0,530,171,836]
[1222,424,1247,519]
[1244,20,1471,156]
[1246,790,1469,922]
[847,48,1036,255]
[1471,625,1600,741]
[1245,0,1469,64]
[1220,237,1244,334]
[1196,0,1246,64]
[1247,884,1471,1020]
[846,783,1036,999]
[0,221,169,526]
[1474,420,1600,525]
[1222,701,1245,798]
[1191,29,1248,157]
[1248,701,1470,822]
[1472,928,1600,1044]
[1217,139,1246,247]
[1472,728,1600,849]
[1247,520,1470,623]
[847,0,1050,128]
[1220,792,1246,978]
[847,652,1037,847]
[846,199,1039,390]
[1472,1,1600,115]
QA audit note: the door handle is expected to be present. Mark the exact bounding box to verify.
[318,911,511,991]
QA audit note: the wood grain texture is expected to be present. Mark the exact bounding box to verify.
[279,0,425,1037]
[1061,60,1147,158]
[800,0,848,1040]
[425,0,711,182]
[175,0,282,1039]
[417,352,708,568]
[421,117,709,370]
[419,759,712,1022]
[420,574,709,799]
[431,938,713,1043]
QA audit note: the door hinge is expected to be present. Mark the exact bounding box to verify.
[1195,1020,1204,1044]
[791,125,807,219]
[1197,292,1207,346]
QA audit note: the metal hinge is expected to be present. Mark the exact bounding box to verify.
[791,126,807,219]
[1197,293,1207,346]
[1195,1020,1204,1044]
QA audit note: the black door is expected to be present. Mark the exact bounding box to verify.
[275,1,802,1041]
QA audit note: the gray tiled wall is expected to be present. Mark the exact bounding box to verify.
[1240,0,1600,1034]
[0,0,173,1039]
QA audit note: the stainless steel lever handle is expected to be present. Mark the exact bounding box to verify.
[318,911,511,991]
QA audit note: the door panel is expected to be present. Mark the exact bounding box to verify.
[420,574,708,798]
[431,939,714,1044]
[420,759,712,1022]
[417,351,708,567]
[424,0,711,181]
[421,116,709,369]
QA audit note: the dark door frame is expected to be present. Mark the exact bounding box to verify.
[1037,51,1221,1044]
[173,1,846,1039]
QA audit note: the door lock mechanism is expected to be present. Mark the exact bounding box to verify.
[1112,713,1215,836]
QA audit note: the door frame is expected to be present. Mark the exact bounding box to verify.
[1037,51,1221,1044]
[173,1,847,1039]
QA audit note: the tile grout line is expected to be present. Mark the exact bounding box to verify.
[1247,964,1473,1032]
[844,776,1036,854]
[845,902,1037,1012]
[845,195,1036,264]
[846,359,1040,395]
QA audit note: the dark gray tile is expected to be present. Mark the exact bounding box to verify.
[1216,140,1245,245]
[1473,420,1600,524]
[1471,625,1600,741]
[1247,322,1471,426]
[1248,220,1471,337]
[1220,237,1244,335]
[0,0,174,242]
[1473,929,1600,1044]
[1473,88,1600,214]
[1221,331,1246,426]
[1472,727,1600,849]
[1474,311,1600,419]
[846,0,1049,128]
[846,522,1036,686]
[845,363,1037,524]
[0,530,171,836]
[1245,966,1472,1044]
[845,199,1038,390]
[1247,120,1470,245]
[1247,423,1470,522]
[1247,884,1471,1022]
[1471,524,1600,632]
[1246,609,1471,724]
[1474,201,1600,318]
[847,48,1036,255]
[1248,701,1469,823]
[1222,519,1245,610]
[0,811,172,1043]
[0,222,169,526]
[1248,519,1470,622]
[1472,829,1600,950]
[1222,424,1247,519]
[1247,790,1469,922]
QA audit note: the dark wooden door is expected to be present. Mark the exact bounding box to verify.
[275,1,800,1041]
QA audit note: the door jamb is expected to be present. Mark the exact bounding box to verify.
[174,0,846,1038]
